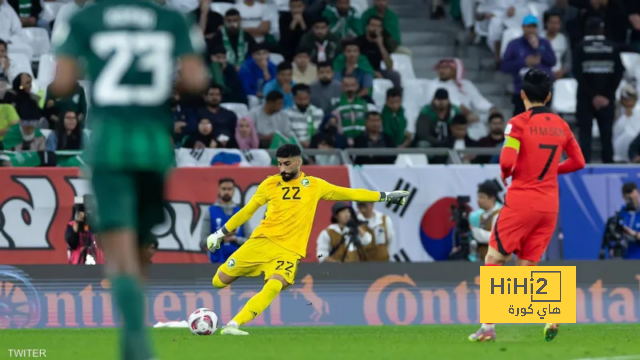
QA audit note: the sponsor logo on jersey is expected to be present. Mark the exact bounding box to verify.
[301,179,310,187]
[227,258,236,268]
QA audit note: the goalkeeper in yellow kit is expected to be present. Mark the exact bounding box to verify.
[206,144,409,335]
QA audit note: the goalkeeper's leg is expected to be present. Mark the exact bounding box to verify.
[221,274,288,336]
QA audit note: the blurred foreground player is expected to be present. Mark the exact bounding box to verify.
[206,144,409,335]
[469,69,585,343]
[50,2,209,359]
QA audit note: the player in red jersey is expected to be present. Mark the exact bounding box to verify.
[469,69,585,343]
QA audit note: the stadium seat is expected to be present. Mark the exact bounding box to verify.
[395,154,428,166]
[381,53,415,80]
[350,0,368,16]
[527,2,549,24]
[7,53,34,83]
[551,78,577,114]
[37,54,56,88]
[372,78,394,108]
[621,52,640,78]
[273,0,289,11]
[402,78,432,111]
[269,53,284,65]
[20,28,51,60]
[221,102,250,118]
[500,28,523,58]
[210,2,233,15]
[7,43,34,63]
[263,4,280,40]
[40,129,52,139]
[79,80,91,115]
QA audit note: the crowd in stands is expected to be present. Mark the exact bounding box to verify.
[1,0,640,165]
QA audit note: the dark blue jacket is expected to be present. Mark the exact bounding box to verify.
[238,58,277,96]
[500,36,556,93]
[619,206,640,259]
[208,205,244,263]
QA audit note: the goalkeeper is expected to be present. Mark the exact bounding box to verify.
[207,144,409,335]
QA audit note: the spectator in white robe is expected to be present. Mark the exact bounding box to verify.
[613,85,640,163]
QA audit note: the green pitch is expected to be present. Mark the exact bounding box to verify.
[3,325,639,360]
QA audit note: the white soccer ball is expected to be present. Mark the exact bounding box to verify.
[188,308,218,335]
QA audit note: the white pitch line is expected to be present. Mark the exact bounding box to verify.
[572,356,640,360]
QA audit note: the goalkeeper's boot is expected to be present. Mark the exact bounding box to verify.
[220,323,249,336]
[468,326,496,342]
[544,323,559,342]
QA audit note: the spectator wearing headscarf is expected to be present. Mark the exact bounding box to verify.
[46,110,87,151]
[235,115,260,150]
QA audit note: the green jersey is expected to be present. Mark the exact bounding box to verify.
[53,0,205,171]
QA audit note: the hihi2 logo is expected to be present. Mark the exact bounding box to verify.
[479,266,576,324]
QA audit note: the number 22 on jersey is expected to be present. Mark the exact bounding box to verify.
[91,31,173,107]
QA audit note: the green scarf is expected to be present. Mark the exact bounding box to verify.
[222,27,247,68]
[381,105,407,146]
[209,62,227,91]
[333,54,374,74]
[336,94,368,138]
[18,0,31,17]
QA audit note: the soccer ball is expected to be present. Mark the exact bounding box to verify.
[188,308,218,335]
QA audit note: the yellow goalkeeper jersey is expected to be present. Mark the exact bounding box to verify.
[224,171,381,257]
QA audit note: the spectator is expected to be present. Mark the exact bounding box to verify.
[199,83,238,141]
[360,0,401,49]
[211,9,256,71]
[0,0,22,43]
[171,85,191,146]
[413,88,462,148]
[501,14,556,116]
[193,0,224,40]
[292,48,317,85]
[322,0,361,40]
[200,178,251,263]
[279,0,311,61]
[544,10,571,80]
[356,201,394,262]
[238,44,276,98]
[66,201,101,265]
[357,15,401,88]
[208,42,247,104]
[353,111,396,164]
[311,133,340,164]
[469,180,502,261]
[46,110,85,151]
[330,75,377,146]
[299,16,341,64]
[52,0,91,41]
[381,87,411,147]
[475,112,505,163]
[570,0,627,44]
[0,39,9,83]
[613,86,640,163]
[310,61,341,114]
[7,0,43,30]
[549,0,578,37]
[475,0,529,64]
[333,40,374,97]
[573,16,623,164]
[316,202,374,263]
[263,62,295,109]
[182,118,220,149]
[2,73,45,127]
[235,115,260,150]
[427,58,496,126]
[44,81,87,128]
[249,90,292,147]
[285,83,324,148]
[629,0,640,51]
[432,114,479,164]
[3,117,45,151]
[0,103,18,146]
[235,0,271,43]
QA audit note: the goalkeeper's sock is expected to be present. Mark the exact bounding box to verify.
[111,275,154,360]
[231,279,283,326]
[482,324,495,330]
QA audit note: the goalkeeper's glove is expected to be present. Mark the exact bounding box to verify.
[206,229,225,251]
[381,190,410,205]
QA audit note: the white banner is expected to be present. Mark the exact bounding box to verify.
[348,165,503,262]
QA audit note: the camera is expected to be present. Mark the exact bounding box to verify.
[600,211,631,259]
[448,196,472,261]
[339,217,369,262]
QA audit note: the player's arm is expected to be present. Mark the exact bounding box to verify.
[50,18,83,97]
[175,15,209,94]
[499,119,523,180]
[558,127,586,174]
[318,178,409,205]
[206,181,268,250]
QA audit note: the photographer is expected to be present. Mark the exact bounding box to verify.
[316,202,375,262]
[66,196,103,265]
[601,182,640,259]
[469,181,503,262]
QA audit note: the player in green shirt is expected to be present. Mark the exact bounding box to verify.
[51,1,209,359]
